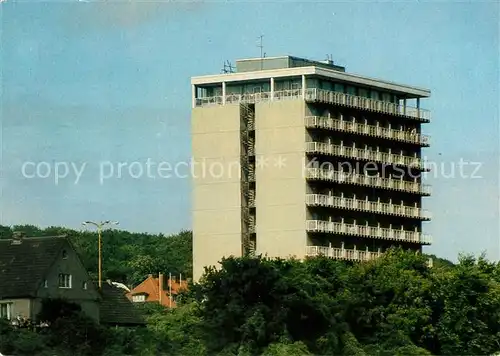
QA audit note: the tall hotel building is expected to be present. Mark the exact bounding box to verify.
[191,56,431,281]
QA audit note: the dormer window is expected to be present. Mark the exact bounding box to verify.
[132,294,147,302]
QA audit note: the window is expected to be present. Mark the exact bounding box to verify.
[347,86,357,95]
[58,274,72,289]
[252,86,262,93]
[83,282,88,290]
[62,250,68,259]
[334,83,344,93]
[0,303,12,320]
[358,88,369,98]
[291,82,301,90]
[44,280,48,288]
[132,295,146,303]
[382,92,391,102]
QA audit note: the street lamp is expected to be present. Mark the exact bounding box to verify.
[81,220,119,289]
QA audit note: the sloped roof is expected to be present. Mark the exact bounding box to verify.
[0,236,68,298]
[126,275,188,308]
[100,281,145,326]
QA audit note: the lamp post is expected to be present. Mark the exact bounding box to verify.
[82,220,119,289]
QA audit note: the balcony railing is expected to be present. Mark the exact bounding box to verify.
[306,220,431,244]
[306,142,426,170]
[305,168,431,195]
[195,89,431,122]
[305,194,431,220]
[306,246,434,266]
[305,88,430,122]
[305,116,430,146]
[306,245,382,262]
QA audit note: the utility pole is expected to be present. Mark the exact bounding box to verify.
[82,220,119,289]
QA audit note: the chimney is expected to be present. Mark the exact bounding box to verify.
[158,273,164,305]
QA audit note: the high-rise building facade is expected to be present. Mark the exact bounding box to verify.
[191,56,431,281]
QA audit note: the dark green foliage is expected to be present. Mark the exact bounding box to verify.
[37,298,82,323]
[37,298,107,355]
[193,248,500,356]
[1,224,499,356]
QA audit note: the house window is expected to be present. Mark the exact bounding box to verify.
[132,295,146,302]
[62,250,68,259]
[83,282,88,290]
[58,274,72,289]
[0,303,12,320]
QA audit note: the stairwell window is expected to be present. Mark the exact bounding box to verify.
[0,303,12,320]
[58,274,72,289]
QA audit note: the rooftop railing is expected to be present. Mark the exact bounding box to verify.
[195,89,431,122]
[305,88,430,122]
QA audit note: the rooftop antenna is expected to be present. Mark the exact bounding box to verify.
[257,35,264,70]
[221,60,235,74]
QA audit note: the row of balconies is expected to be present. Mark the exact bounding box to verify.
[305,194,430,220]
[306,220,431,244]
[195,88,430,121]
[305,245,433,266]
[305,116,429,146]
[305,142,426,170]
[305,167,431,195]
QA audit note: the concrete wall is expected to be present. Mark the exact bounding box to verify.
[192,104,243,281]
[254,100,307,260]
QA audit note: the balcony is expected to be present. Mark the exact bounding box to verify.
[305,116,430,146]
[306,246,433,266]
[306,220,431,245]
[306,245,382,262]
[305,88,430,122]
[195,89,431,123]
[306,142,427,170]
[305,168,431,195]
[306,194,431,220]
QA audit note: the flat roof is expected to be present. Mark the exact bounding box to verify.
[191,65,430,98]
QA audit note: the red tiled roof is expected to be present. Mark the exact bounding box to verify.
[126,275,188,308]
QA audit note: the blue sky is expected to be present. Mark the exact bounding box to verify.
[1,1,499,261]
